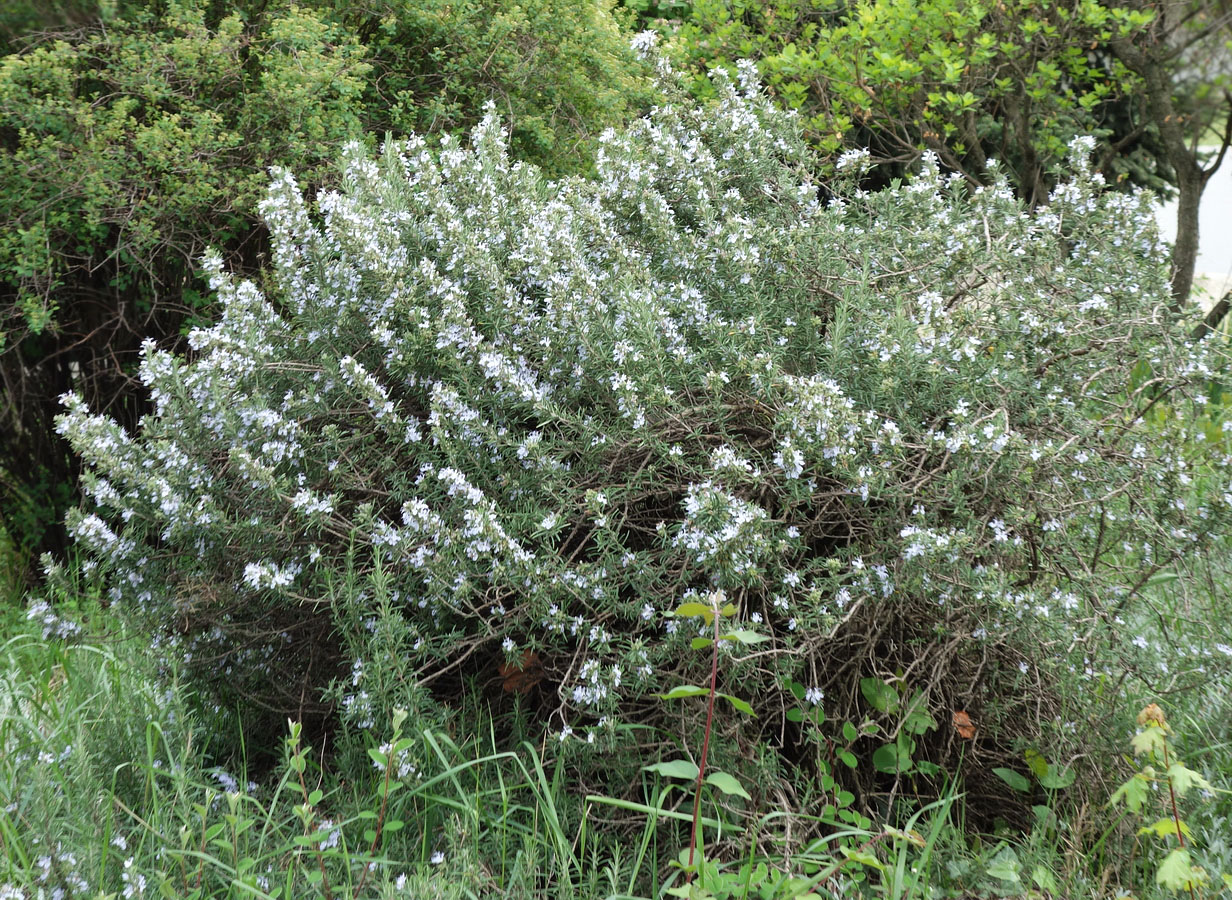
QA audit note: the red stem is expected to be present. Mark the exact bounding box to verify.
[1161,740,1197,900]
[687,608,721,880]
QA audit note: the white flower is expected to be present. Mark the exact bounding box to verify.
[836,147,871,173]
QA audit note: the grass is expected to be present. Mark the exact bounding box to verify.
[3,568,1232,900]
[4,445,1232,898]
[0,524,25,609]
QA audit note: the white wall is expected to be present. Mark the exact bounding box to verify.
[1156,150,1232,306]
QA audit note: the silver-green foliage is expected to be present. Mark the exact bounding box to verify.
[53,52,1232,750]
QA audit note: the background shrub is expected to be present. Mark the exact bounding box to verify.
[54,58,1231,825]
[645,0,1232,302]
[0,0,654,568]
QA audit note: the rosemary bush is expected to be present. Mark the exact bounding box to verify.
[53,49,1231,810]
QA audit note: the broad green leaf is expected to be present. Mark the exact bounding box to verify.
[691,637,713,650]
[392,736,415,753]
[1156,848,1207,892]
[673,602,713,622]
[842,721,859,743]
[1108,773,1150,813]
[706,771,752,800]
[659,685,709,701]
[985,846,1021,882]
[1031,865,1058,893]
[720,629,768,644]
[1024,748,1049,780]
[293,831,333,847]
[1039,765,1075,790]
[903,708,937,735]
[1132,725,1168,758]
[720,693,755,715]
[992,767,1031,793]
[902,692,936,734]
[1139,818,1192,840]
[872,743,911,774]
[860,677,899,713]
[1166,762,1213,797]
[786,708,804,723]
[840,846,885,871]
[643,759,700,780]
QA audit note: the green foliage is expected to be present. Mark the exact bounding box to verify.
[331,0,655,175]
[0,0,655,561]
[0,0,109,54]
[651,0,1198,201]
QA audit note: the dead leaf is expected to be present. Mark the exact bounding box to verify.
[498,649,544,694]
[952,709,976,739]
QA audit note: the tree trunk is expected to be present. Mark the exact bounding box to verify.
[1110,32,1216,307]
[1170,160,1208,306]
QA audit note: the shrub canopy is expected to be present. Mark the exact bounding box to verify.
[55,57,1231,802]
